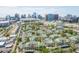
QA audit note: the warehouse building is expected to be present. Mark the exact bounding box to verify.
[0,20,10,27]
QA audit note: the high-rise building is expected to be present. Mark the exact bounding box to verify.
[38,15,43,19]
[46,14,59,21]
[14,13,20,21]
[21,14,26,18]
[64,14,72,21]
[63,14,78,23]
[72,16,78,22]
[5,15,11,20]
[32,12,37,18]
[27,14,31,18]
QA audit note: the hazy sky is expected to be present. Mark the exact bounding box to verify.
[0,6,79,17]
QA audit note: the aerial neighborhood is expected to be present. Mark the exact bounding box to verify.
[0,7,79,53]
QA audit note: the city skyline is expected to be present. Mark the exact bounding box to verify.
[0,6,79,17]
[0,6,79,53]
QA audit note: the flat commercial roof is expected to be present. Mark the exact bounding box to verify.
[20,18,40,21]
[0,20,9,24]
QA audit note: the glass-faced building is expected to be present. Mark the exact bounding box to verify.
[46,14,59,21]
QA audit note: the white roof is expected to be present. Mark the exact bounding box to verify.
[0,37,7,41]
[44,38,53,44]
[5,43,13,48]
[20,18,40,21]
[54,37,64,43]
[69,37,77,41]
[29,35,37,41]
[0,20,9,24]
[10,34,16,37]
[0,41,5,46]
[37,30,44,34]
[65,33,72,37]
[46,30,52,33]
[56,21,63,25]
[49,34,60,39]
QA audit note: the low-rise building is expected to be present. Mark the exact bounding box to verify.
[5,43,13,48]
[0,41,5,47]
[20,18,40,22]
[0,20,10,27]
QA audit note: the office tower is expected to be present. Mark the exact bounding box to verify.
[46,14,59,21]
